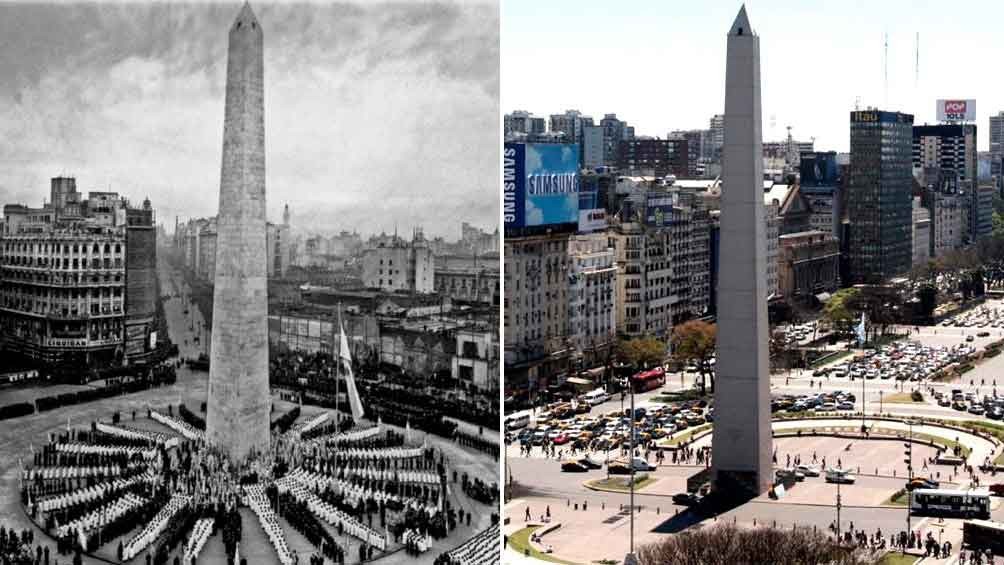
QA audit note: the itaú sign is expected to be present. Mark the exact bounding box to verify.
[937,99,976,122]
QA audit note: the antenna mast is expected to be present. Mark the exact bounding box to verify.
[884,32,889,108]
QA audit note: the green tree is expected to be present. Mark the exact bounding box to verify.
[822,288,860,337]
[671,320,717,395]
[616,337,667,370]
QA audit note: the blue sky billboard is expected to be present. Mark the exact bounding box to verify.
[504,142,580,229]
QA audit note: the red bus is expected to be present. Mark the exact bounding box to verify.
[632,368,666,393]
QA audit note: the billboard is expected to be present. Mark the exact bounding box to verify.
[799,151,840,187]
[577,181,606,233]
[504,142,580,228]
[578,209,608,233]
[937,99,976,122]
[644,193,675,227]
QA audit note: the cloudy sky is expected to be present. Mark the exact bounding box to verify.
[0,0,499,240]
[504,0,1002,153]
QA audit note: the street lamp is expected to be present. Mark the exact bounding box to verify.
[835,479,842,542]
[624,363,642,565]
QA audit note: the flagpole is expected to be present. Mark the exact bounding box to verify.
[336,303,341,428]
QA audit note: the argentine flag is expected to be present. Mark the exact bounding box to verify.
[855,312,866,346]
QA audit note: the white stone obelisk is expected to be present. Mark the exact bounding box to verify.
[711,4,772,498]
[206,2,270,462]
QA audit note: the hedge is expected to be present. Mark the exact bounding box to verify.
[0,402,34,420]
[958,363,975,374]
[985,349,1001,358]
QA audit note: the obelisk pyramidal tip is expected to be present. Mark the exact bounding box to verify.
[206,1,270,462]
[711,4,772,499]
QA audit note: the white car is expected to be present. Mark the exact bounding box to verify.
[795,464,821,477]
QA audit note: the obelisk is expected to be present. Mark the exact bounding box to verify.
[206,1,270,462]
[711,4,772,498]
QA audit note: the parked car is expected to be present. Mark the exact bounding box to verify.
[561,460,588,473]
[672,492,702,506]
[795,464,821,477]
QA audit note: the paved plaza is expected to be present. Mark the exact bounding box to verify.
[0,258,500,565]
[504,300,1004,564]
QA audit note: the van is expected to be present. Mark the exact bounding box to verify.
[505,411,531,431]
[582,389,611,406]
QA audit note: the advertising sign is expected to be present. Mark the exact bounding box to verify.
[578,209,608,233]
[149,331,157,350]
[644,193,675,227]
[799,151,840,188]
[504,142,580,228]
[577,182,606,233]
[937,99,976,122]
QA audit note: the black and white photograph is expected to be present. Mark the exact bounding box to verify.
[0,1,500,564]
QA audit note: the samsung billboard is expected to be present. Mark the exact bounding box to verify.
[936,99,976,122]
[504,142,580,229]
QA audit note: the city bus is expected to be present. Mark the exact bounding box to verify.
[631,368,666,393]
[963,520,1004,555]
[504,411,531,431]
[910,488,991,519]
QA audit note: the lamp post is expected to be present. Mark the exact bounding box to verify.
[624,363,641,565]
[861,373,867,434]
[835,479,842,541]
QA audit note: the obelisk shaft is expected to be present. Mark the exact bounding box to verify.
[711,5,772,498]
[206,3,270,462]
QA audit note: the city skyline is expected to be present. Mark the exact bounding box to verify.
[503,0,1003,153]
[0,1,499,240]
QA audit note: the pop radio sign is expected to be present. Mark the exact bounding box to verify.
[937,99,976,122]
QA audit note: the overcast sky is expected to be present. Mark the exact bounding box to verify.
[504,0,1002,153]
[0,1,499,240]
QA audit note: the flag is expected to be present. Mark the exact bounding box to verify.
[855,312,866,346]
[339,321,365,422]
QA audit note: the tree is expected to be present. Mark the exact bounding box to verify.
[822,288,860,337]
[917,284,937,322]
[846,285,904,342]
[671,320,717,395]
[616,337,667,370]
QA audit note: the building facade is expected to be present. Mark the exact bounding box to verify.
[616,137,690,178]
[360,231,435,294]
[451,326,499,393]
[912,196,931,267]
[1,178,158,370]
[990,112,1004,186]
[567,234,616,368]
[503,232,570,393]
[912,123,984,242]
[847,109,914,283]
[777,230,840,301]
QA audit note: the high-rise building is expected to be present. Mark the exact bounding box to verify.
[550,110,594,153]
[912,123,984,242]
[708,114,725,162]
[669,130,706,176]
[990,112,1004,186]
[583,125,605,170]
[912,196,931,267]
[599,114,633,167]
[846,109,914,284]
[616,137,690,177]
[504,110,547,137]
